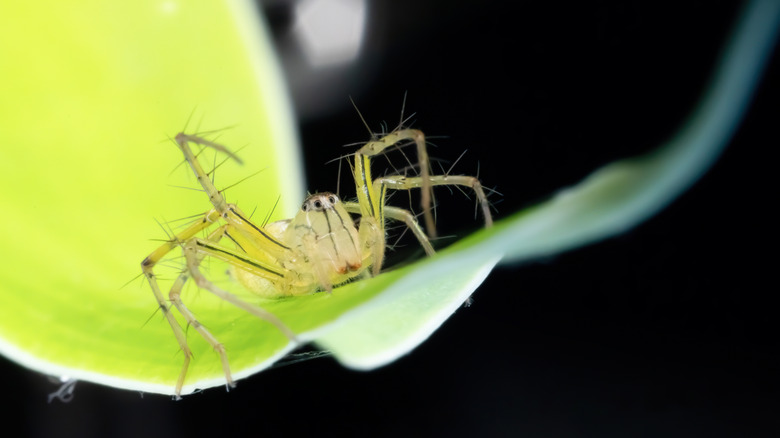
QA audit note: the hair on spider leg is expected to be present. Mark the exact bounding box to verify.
[371,136,451,179]
[349,95,376,139]
[157,258,189,272]
[337,140,370,150]
[152,216,177,242]
[444,149,470,177]
[138,274,196,331]
[351,94,422,144]
[336,155,343,198]
[394,112,417,134]
[177,107,239,141]
[391,91,427,135]
[379,154,450,179]
[164,211,214,225]
[336,134,428,170]
[119,271,148,291]
[480,185,503,199]
[244,204,259,221]
[157,135,194,177]
[326,153,357,199]
[380,205,454,264]
[188,124,240,139]
[379,150,406,177]
[176,113,240,148]
[161,129,239,178]
[141,305,165,329]
[385,223,416,253]
[165,184,207,195]
[323,150,358,186]
[214,168,267,196]
[479,186,503,219]
[256,195,281,227]
[204,144,251,181]
[200,145,254,193]
[180,105,199,135]
[397,90,409,126]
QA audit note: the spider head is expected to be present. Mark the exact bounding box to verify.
[289,191,364,281]
[301,192,340,212]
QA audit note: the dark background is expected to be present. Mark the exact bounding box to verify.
[6,1,779,436]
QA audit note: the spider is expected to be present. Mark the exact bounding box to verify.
[141,127,493,397]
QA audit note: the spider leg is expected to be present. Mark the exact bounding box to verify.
[174,134,290,259]
[354,212,386,276]
[355,129,436,237]
[375,174,493,228]
[382,205,436,256]
[174,133,239,214]
[166,224,235,395]
[181,238,299,342]
[141,209,221,398]
[143,208,299,396]
[343,202,434,269]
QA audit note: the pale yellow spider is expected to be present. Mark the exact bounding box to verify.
[141,128,493,397]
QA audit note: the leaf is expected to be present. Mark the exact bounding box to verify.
[0,1,302,394]
[0,0,777,398]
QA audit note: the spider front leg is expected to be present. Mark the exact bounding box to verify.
[356,129,437,237]
[175,133,291,260]
[341,204,386,276]
[352,128,490,269]
[174,133,241,214]
[145,130,302,396]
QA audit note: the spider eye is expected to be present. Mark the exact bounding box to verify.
[313,200,322,209]
[301,202,309,211]
[328,195,338,204]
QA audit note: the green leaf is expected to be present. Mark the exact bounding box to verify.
[0,1,302,394]
[0,0,777,398]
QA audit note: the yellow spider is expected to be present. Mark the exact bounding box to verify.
[141,127,493,397]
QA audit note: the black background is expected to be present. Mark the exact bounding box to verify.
[5,1,779,436]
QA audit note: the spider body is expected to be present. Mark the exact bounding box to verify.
[232,191,372,298]
[142,128,492,397]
